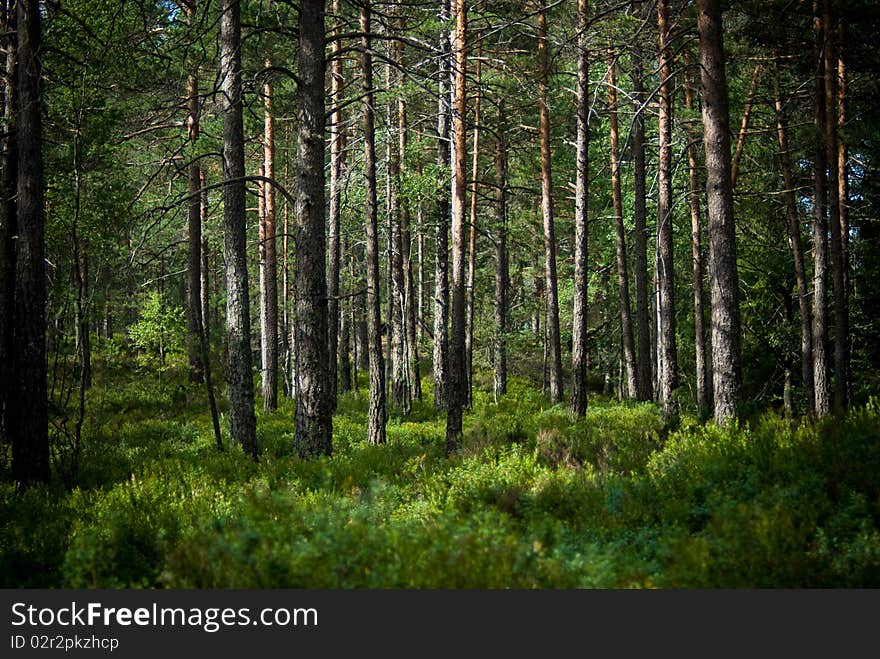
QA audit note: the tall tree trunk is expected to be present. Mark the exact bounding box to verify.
[339,238,352,394]
[361,3,387,445]
[328,1,345,410]
[465,41,482,406]
[0,0,16,445]
[281,125,291,396]
[684,60,711,419]
[632,1,652,403]
[657,0,678,423]
[447,0,467,453]
[294,0,332,457]
[219,0,257,458]
[773,62,814,416]
[811,0,831,417]
[260,58,279,413]
[698,0,742,424]
[836,22,851,405]
[433,0,451,411]
[186,1,204,385]
[494,99,509,402]
[200,173,210,347]
[570,0,590,418]
[607,55,638,400]
[537,0,564,405]
[11,0,49,485]
[823,0,848,412]
[730,63,761,190]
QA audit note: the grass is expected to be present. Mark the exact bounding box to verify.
[2,358,879,588]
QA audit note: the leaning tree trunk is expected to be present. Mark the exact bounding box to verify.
[773,62,815,416]
[607,54,637,400]
[684,60,711,419]
[260,58,279,413]
[537,0,564,405]
[433,0,451,411]
[811,0,831,417]
[730,63,761,190]
[447,0,467,453]
[219,0,257,458]
[186,0,204,385]
[656,0,679,424]
[570,0,590,418]
[294,0,332,457]
[361,3,387,445]
[494,99,509,402]
[11,0,49,485]
[698,0,742,424]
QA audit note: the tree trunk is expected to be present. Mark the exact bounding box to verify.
[730,63,761,190]
[773,62,814,416]
[570,0,590,418]
[339,237,352,394]
[465,41,482,406]
[632,2,652,403]
[433,0,451,411]
[607,55,638,400]
[698,0,742,424]
[260,58,279,413]
[537,0,564,405]
[0,0,16,445]
[823,0,848,412]
[219,0,257,458]
[361,3,387,445]
[657,0,679,424]
[494,99,509,402]
[811,1,831,417]
[11,0,49,485]
[837,23,851,405]
[186,1,204,385]
[328,1,345,410]
[447,0,468,453]
[294,0,332,457]
[684,59,711,419]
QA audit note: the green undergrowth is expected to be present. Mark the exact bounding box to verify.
[2,369,879,588]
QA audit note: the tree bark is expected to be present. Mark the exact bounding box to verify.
[684,59,711,419]
[537,0,564,405]
[219,0,257,458]
[361,3,387,445]
[657,0,678,423]
[570,0,590,418]
[823,0,848,412]
[811,1,831,417]
[730,63,761,190]
[200,172,210,347]
[465,41,482,406]
[260,58,279,413]
[433,0,451,411]
[607,55,637,400]
[328,0,345,410]
[494,99,509,402]
[11,0,49,485]
[0,0,16,446]
[773,62,815,416]
[836,22,851,405]
[698,0,742,424]
[294,0,332,457]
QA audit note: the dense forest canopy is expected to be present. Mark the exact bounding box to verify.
[1,0,880,588]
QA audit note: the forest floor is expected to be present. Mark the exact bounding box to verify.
[3,353,880,588]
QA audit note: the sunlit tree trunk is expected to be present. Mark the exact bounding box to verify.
[465,41,482,406]
[260,58,278,413]
[328,0,345,410]
[494,100,509,402]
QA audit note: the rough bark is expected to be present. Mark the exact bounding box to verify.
[433,0,451,411]
[773,62,814,416]
[537,0,564,405]
[657,0,679,423]
[260,58,278,413]
[361,3,387,445]
[811,1,831,417]
[11,0,49,485]
[684,60,711,419]
[294,0,332,457]
[186,1,204,385]
[328,1,345,410]
[698,0,742,424]
[607,55,637,400]
[494,100,509,402]
[570,0,590,418]
[0,1,14,444]
[447,0,467,453]
[219,0,257,458]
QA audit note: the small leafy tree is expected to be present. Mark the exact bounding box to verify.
[127,292,187,373]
